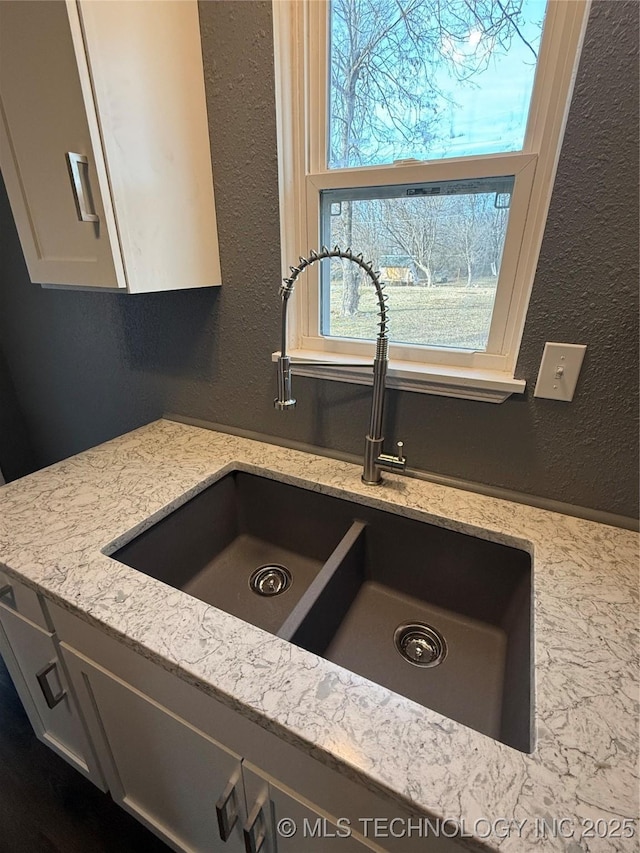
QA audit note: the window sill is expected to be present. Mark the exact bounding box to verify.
[272,350,526,403]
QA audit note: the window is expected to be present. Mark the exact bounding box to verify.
[273,0,590,401]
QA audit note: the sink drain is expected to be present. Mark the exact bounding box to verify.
[394,622,447,668]
[249,565,292,597]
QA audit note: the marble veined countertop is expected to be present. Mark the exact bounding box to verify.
[0,420,637,852]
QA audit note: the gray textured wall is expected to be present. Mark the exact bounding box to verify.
[0,0,637,519]
[0,345,35,481]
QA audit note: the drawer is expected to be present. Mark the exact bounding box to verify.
[0,569,50,630]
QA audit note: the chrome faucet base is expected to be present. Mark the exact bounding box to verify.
[363,436,406,484]
[363,436,384,484]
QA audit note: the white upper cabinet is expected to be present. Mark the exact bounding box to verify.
[0,0,221,293]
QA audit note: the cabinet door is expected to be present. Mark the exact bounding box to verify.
[63,647,247,853]
[242,764,382,853]
[0,602,102,785]
[0,0,124,288]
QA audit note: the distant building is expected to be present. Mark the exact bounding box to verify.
[379,255,416,285]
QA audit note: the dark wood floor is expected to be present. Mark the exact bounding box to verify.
[0,656,171,853]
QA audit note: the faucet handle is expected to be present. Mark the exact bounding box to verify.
[376,440,406,473]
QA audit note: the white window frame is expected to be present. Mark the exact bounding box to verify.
[272,0,591,402]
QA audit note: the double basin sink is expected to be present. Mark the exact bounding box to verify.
[111,470,533,753]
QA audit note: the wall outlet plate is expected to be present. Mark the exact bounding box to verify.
[534,342,587,401]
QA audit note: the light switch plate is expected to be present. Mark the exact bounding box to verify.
[534,342,587,401]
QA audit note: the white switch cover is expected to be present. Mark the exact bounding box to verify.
[534,342,587,401]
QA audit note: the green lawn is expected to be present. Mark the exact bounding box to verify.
[327,280,498,350]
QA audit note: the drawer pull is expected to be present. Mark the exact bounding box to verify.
[66,152,99,223]
[216,776,239,842]
[243,799,266,853]
[0,584,16,609]
[36,661,67,709]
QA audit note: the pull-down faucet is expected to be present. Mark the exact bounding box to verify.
[274,246,406,485]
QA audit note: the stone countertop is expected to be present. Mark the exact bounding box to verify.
[0,419,637,852]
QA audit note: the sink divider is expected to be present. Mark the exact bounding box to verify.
[277,520,367,645]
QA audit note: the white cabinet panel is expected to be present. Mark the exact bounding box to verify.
[78,0,220,294]
[0,601,102,785]
[0,570,49,630]
[242,764,382,853]
[64,648,247,853]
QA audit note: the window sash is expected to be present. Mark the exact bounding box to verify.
[273,0,591,379]
[303,153,536,368]
[318,176,517,349]
[308,0,579,171]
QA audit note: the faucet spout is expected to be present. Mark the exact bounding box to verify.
[274,246,406,485]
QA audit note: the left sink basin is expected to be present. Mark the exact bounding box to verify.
[111,471,353,635]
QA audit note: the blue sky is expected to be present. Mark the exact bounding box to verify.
[431,0,548,158]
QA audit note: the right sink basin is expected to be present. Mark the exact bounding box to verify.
[286,505,533,753]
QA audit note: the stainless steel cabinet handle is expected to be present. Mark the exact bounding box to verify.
[66,152,99,223]
[36,661,67,709]
[243,799,266,853]
[216,776,239,842]
[0,584,15,609]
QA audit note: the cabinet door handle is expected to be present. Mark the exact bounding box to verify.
[216,776,239,842]
[66,152,99,223]
[0,583,16,609]
[36,661,67,709]
[243,799,266,853]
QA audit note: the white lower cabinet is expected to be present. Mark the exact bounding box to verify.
[0,593,104,787]
[47,601,461,853]
[62,644,379,853]
[63,649,247,852]
[2,589,463,852]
